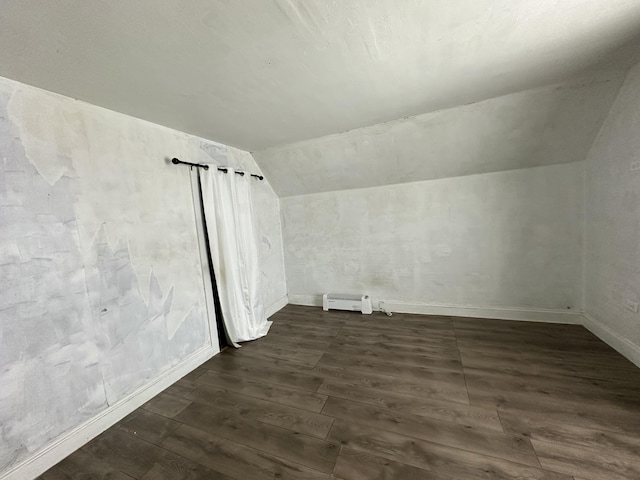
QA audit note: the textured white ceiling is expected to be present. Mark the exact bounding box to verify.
[1,0,640,151]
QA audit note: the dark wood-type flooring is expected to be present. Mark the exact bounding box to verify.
[40,305,640,479]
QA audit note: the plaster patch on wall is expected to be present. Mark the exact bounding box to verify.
[85,225,207,404]
[6,82,88,186]
[199,141,230,164]
[433,244,452,258]
[0,89,106,471]
[5,82,207,337]
[198,138,259,173]
[0,76,211,473]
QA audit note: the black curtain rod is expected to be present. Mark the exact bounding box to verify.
[171,158,264,180]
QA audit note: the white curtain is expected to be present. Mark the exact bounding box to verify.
[199,167,271,345]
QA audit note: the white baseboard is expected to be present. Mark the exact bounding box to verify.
[380,300,581,324]
[265,294,289,318]
[1,345,219,480]
[288,295,581,324]
[582,313,640,368]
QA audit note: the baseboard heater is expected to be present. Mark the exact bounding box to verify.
[323,293,373,314]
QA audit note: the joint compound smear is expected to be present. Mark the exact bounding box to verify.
[0,78,208,472]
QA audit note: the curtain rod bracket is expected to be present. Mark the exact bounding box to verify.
[172,158,209,170]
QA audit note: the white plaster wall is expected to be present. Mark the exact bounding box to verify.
[0,76,286,474]
[281,162,583,312]
[255,72,621,197]
[584,61,640,351]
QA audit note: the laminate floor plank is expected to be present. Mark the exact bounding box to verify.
[340,321,457,338]
[40,305,640,480]
[465,374,640,435]
[39,450,135,480]
[138,460,234,480]
[337,325,457,343]
[499,411,640,460]
[81,429,228,480]
[318,378,502,430]
[200,354,325,391]
[225,343,323,368]
[315,363,471,404]
[195,370,328,412]
[459,350,640,383]
[175,402,340,473]
[161,424,333,480]
[185,383,334,438]
[268,323,339,340]
[317,351,466,378]
[326,343,463,369]
[459,347,637,373]
[207,348,318,371]
[350,311,453,325]
[332,335,460,356]
[252,333,333,352]
[141,392,192,419]
[464,367,640,405]
[322,397,540,467]
[161,377,200,399]
[272,315,348,326]
[452,318,590,336]
[333,446,451,480]
[532,438,640,480]
[116,410,181,446]
[456,337,624,358]
[328,419,572,480]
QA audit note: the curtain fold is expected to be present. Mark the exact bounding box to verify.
[199,167,271,345]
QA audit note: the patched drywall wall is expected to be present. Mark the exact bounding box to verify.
[255,72,622,197]
[0,76,286,474]
[584,60,640,353]
[281,162,583,312]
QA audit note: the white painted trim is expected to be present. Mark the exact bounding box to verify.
[1,345,218,480]
[380,300,581,324]
[265,295,289,318]
[288,295,581,324]
[582,313,640,368]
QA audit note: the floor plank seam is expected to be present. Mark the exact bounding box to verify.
[451,320,475,408]
[495,406,507,435]
[165,419,338,479]
[338,416,544,471]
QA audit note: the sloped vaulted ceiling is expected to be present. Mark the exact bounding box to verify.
[1,1,640,195]
[253,69,627,196]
